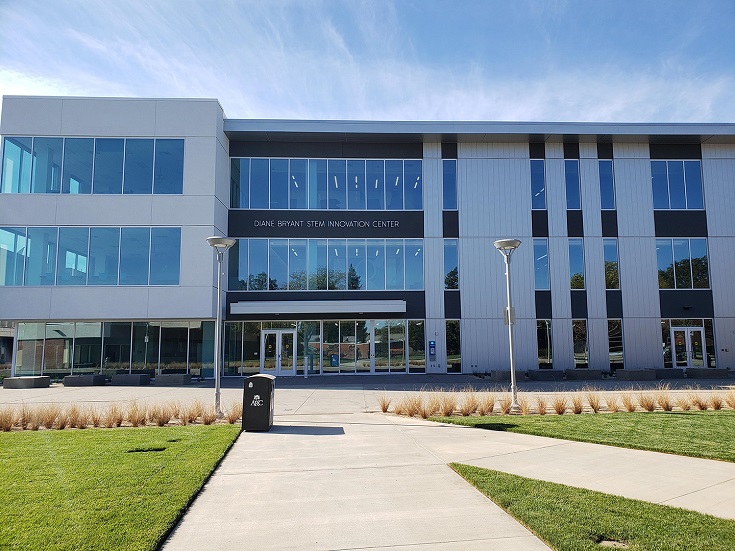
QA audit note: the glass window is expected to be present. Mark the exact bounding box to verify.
[88,227,120,285]
[153,139,184,194]
[323,321,340,374]
[446,320,461,373]
[16,322,45,375]
[385,239,404,290]
[299,320,322,376]
[268,239,288,291]
[603,238,619,290]
[44,322,74,376]
[25,227,57,286]
[269,159,288,209]
[408,320,425,373]
[102,322,131,375]
[690,238,709,289]
[668,161,686,209]
[328,239,347,289]
[228,239,248,290]
[530,159,545,209]
[242,322,261,374]
[684,161,704,209]
[93,138,124,194]
[288,239,307,290]
[443,159,457,210]
[231,158,249,208]
[656,239,675,289]
[188,321,214,377]
[119,227,150,285]
[389,320,406,373]
[673,239,691,288]
[599,160,615,210]
[62,138,93,194]
[328,160,346,210]
[536,320,552,368]
[608,319,624,371]
[385,160,403,210]
[123,139,154,194]
[1,137,33,193]
[250,159,269,209]
[0,227,26,285]
[31,137,63,193]
[149,227,180,285]
[366,160,385,210]
[74,322,103,374]
[367,240,385,290]
[347,160,366,210]
[308,159,327,209]
[308,239,327,290]
[224,322,243,376]
[444,238,458,290]
[56,227,89,285]
[533,238,549,290]
[405,239,423,290]
[373,320,389,373]
[569,238,585,289]
[248,239,269,290]
[339,320,356,373]
[289,159,308,209]
[131,322,158,375]
[651,161,669,209]
[572,319,588,367]
[404,160,422,210]
[347,240,366,290]
[565,159,581,210]
[159,321,188,373]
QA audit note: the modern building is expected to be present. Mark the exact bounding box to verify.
[1,96,734,380]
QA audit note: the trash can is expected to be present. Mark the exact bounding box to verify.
[242,374,275,431]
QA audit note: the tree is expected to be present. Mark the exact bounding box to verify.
[347,265,362,290]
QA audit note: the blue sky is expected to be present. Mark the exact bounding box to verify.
[1,0,734,122]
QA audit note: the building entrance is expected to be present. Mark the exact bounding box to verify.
[671,326,705,368]
[261,330,296,376]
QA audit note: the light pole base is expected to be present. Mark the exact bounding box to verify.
[509,402,522,415]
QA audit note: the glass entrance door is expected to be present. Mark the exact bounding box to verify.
[261,330,296,376]
[671,327,705,368]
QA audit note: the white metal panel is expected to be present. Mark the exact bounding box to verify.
[614,155,655,237]
[0,288,52,320]
[584,237,606,319]
[183,137,219,196]
[154,99,222,137]
[587,317,609,370]
[423,143,442,238]
[713,317,735,369]
[703,159,735,237]
[545,159,566,237]
[56,196,154,226]
[514,317,539,371]
[581,159,602,236]
[424,237,444,319]
[180,225,220,288]
[548,237,572,318]
[546,143,563,159]
[147,286,215,319]
[60,98,157,136]
[702,144,735,159]
[622,317,663,369]
[579,143,598,159]
[613,143,649,159]
[49,287,150,319]
[151,196,216,226]
[551,317,574,371]
[0,97,63,135]
[708,237,735,318]
[424,318,445,373]
[0,195,59,227]
[618,237,660,318]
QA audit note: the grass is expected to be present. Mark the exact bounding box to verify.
[451,464,735,551]
[432,411,735,463]
[0,425,240,551]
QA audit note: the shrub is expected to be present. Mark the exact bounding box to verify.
[477,393,496,416]
[378,394,391,413]
[226,402,243,424]
[0,407,15,431]
[459,391,479,416]
[621,393,636,412]
[499,395,513,415]
[201,406,217,425]
[605,396,620,413]
[710,394,724,410]
[440,393,457,417]
[552,396,567,415]
[536,396,547,415]
[638,394,656,412]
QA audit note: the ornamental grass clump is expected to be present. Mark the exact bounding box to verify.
[226,402,243,424]
[605,396,620,413]
[536,396,547,415]
[90,407,102,428]
[571,394,584,414]
[459,390,479,416]
[440,393,457,417]
[0,407,15,431]
[149,403,173,427]
[103,403,124,428]
[675,395,692,411]
[499,395,513,415]
[55,409,69,430]
[477,393,496,416]
[726,390,735,410]
[201,406,217,425]
[377,394,391,413]
[66,404,82,428]
[638,394,656,412]
[40,404,60,429]
[655,385,673,412]
[692,394,709,411]
[710,394,724,411]
[552,396,567,415]
[182,401,203,425]
[585,389,601,413]
[519,396,531,415]
[126,401,147,427]
[18,404,32,430]
[621,393,636,412]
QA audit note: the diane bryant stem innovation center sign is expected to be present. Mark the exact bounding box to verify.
[228,210,424,238]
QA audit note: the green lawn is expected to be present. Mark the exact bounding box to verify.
[0,425,240,551]
[433,411,735,462]
[452,464,735,551]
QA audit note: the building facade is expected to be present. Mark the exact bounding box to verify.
[1,96,734,379]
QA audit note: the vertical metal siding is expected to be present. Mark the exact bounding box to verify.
[622,317,663,369]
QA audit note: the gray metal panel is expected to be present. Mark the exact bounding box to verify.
[708,237,735,318]
[60,98,158,136]
[622,317,663,369]
[614,151,655,238]
[702,144,735,159]
[49,287,150,319]
[587,317,609,370]
[0,97,63,135]
[551,317,574,370]
[619,237,660,318]
[425,238,444,319]
[0,288,53,320]
[703,158,735,237]
[713,317,735,369]
[147,286,215,319]
[549,237,572,318]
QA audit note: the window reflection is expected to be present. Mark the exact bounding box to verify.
[443,159,457,210]
[569,238,585,289]
[32,138,63,193]
[651,160,704,210]
[530,159,545,210]
[536,320,552,368]
[603,238,619,289]
[444,239,458,290]
[656,238,708,289]
[63,138,93,194]
[565,160,581,210]
[533,238,549,290]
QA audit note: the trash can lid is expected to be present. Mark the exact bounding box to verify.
[246,374,276,380]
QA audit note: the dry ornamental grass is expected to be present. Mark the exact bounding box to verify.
[621,393,636,412]
[552,396,567,415]
[605,396,620,413]
[499,396,513,415]
[675,395,692,411]
[639,394,656,412]
[571,394,584,414]
[585,389,601,413]
[655,387,673,412]
[710,395,724,410]
[0,407,15,431]
[536,396,547,415]
[726,391,735,410]
[460,391,479,416]
[477,393,496,416]
[226,402,243,424]
[440,393,457,416]
[377,394,391,413]
[201,406,217,425]
[519,397,531,415]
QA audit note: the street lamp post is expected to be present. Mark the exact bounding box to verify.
[493,238,522,414]
[207,236,236,417]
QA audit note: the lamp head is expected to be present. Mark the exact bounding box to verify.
[206,236,236,251]
[493,238,522,252]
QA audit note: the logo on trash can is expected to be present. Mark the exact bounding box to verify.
[251,394,264,407]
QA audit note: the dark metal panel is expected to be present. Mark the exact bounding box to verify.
[606,290,623,318]
[654,211,708,237]
[601,211,619,237]
[225,290,426,320]
[563,142,580,159]
[567,210,584,237]
[597,142,614,159]
[532,210,549,237]
[442,211,459,238]
[649,143,702,160]
[444,290,461,318]
[229,141,423,159]
[535,291,553,318]
[570,290,588,318]
[228,210,425,238]
[529,142,545,159]
[659,290,714,318]
[441,142,458,159]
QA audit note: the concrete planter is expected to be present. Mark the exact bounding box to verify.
[614,370,657,381]
[653,369,686,379]
[63,375,106,386]
[154,373,192,385]
[3,376,51,389]
[527,370,564,381]
[111,374,150,386]
[685,368,730,379]
[564,369,603,380]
